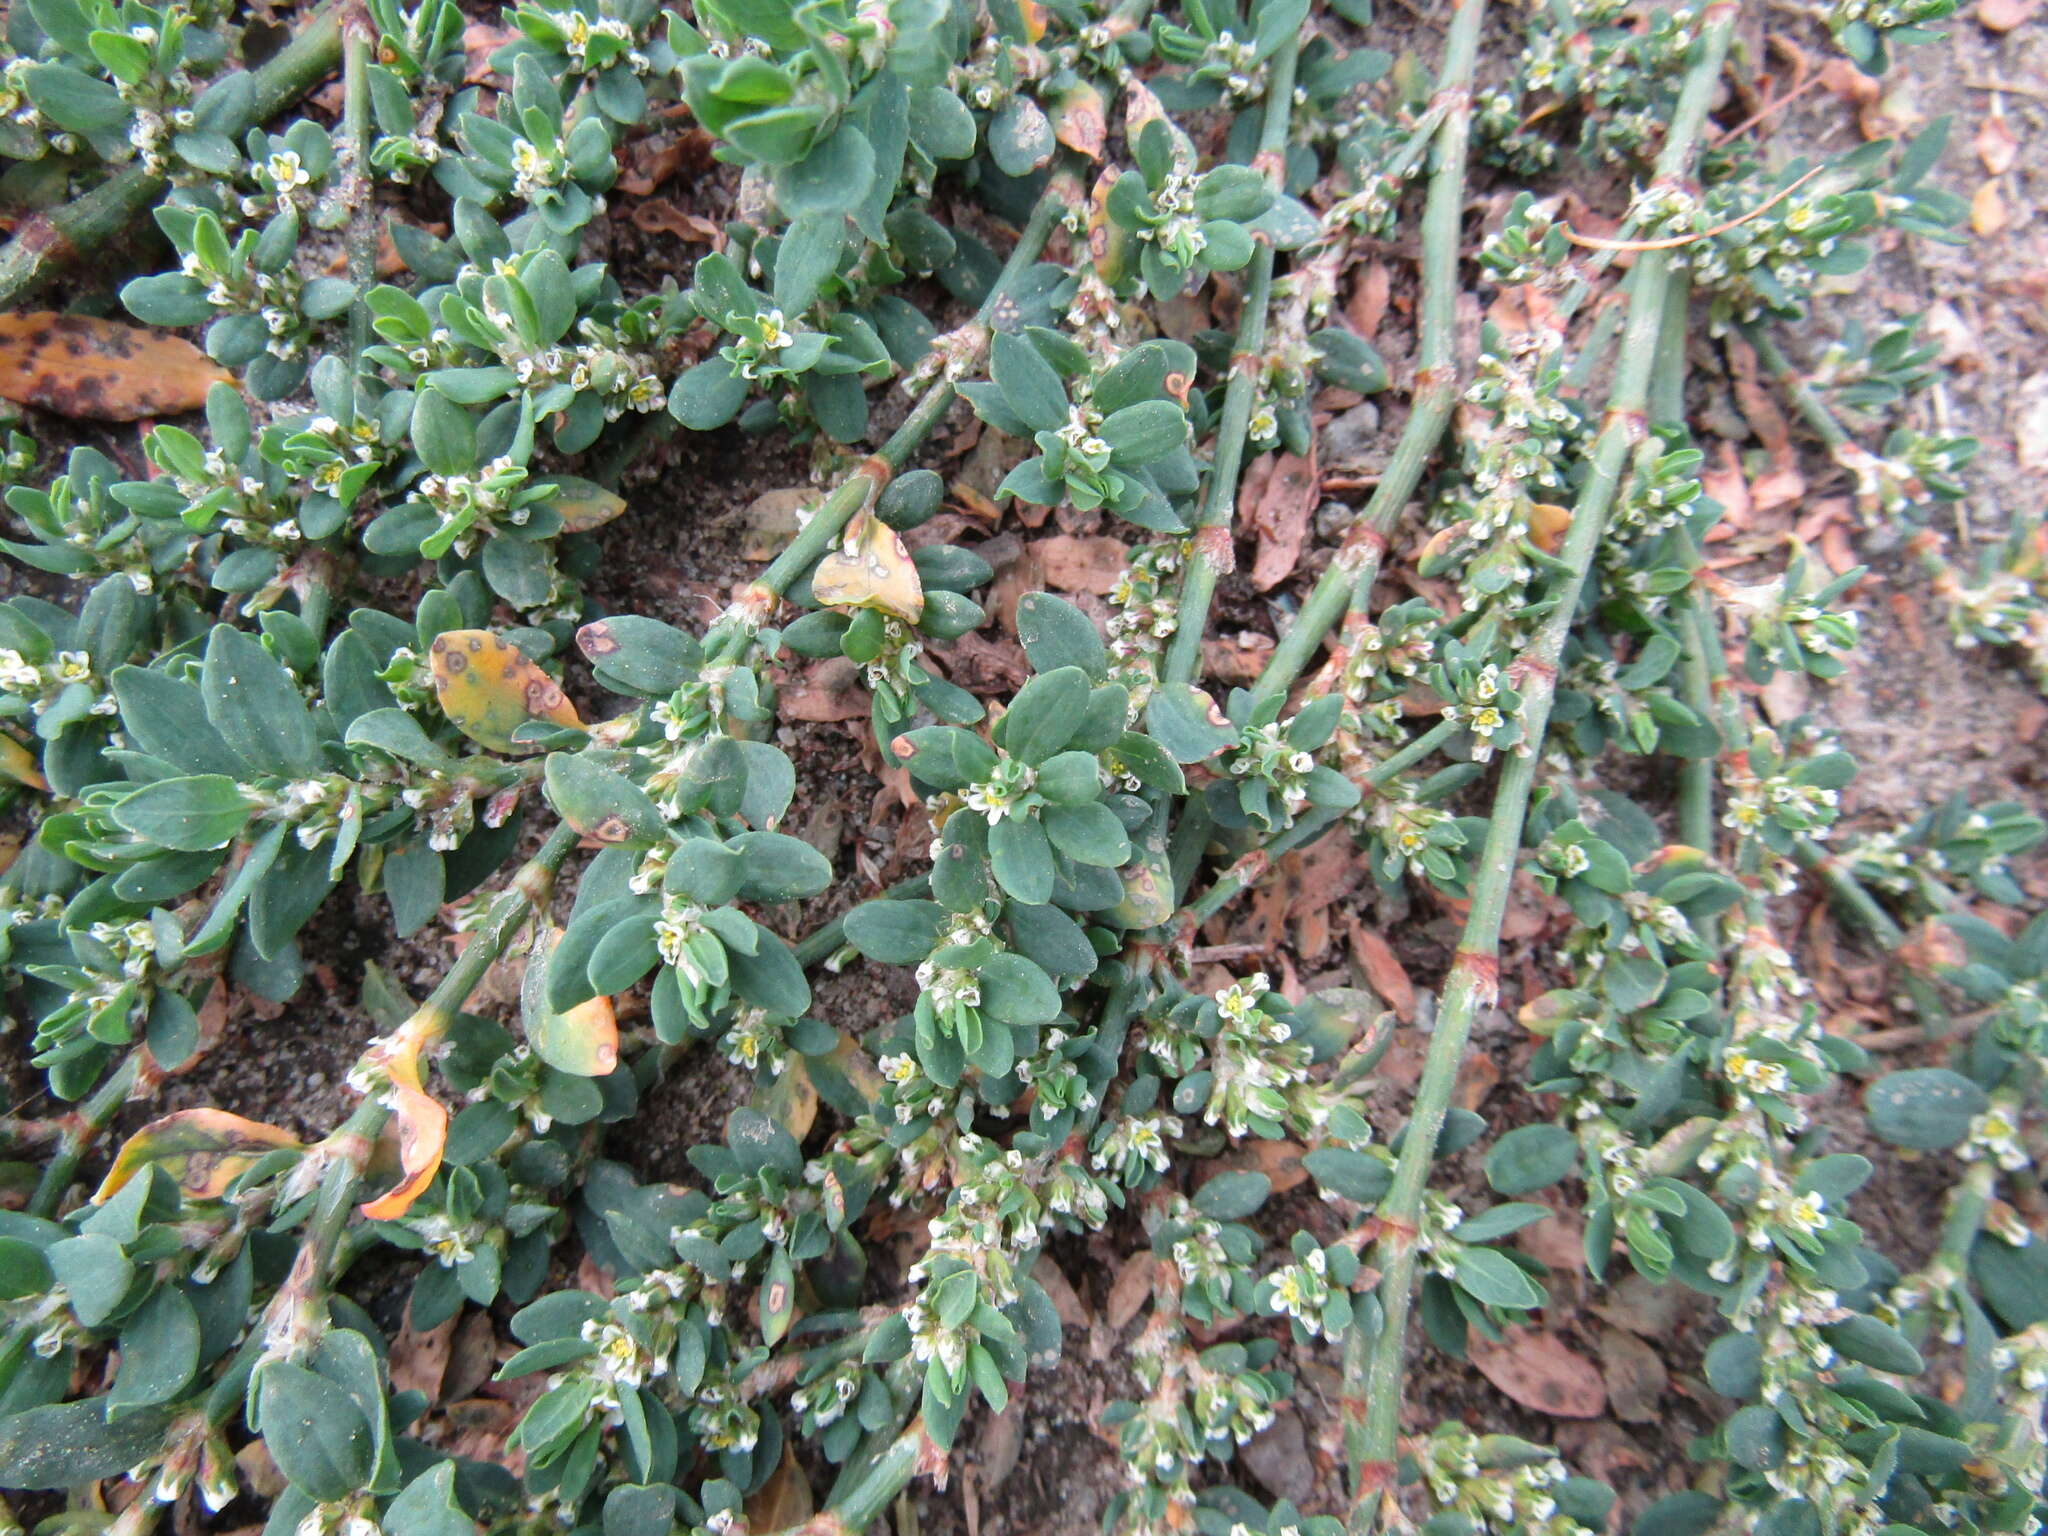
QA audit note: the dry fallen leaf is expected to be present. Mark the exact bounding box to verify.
[1345,919,1416,1021]
[1470,1326,1608,1419]
[1972,179,2009,237]
[1035,533,1132,594]
[1978,0,2042,31]
[1250,450,1319,592]
[1976,112,2020,175]
[1597,1326,1668,1423]
[0,313,232,420]
[745,1448,814,1531]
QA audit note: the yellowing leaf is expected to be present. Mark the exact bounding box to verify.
[1017,0,1049,42]
[360,1082,449,1220]
[430,630,583,753]
[1050,81,1107,159]
[521,926,620,1077]
[546,479,628,533]
[0,313,233,420]
[754,1054,818,1142]
[1971,178,2008,237]
[0,733,47,792]
[1528,502,1571,555]
[94,1109,303,1204]
[810,511,925,624]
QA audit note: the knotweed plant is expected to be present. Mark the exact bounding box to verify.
[0,3,2038,1536]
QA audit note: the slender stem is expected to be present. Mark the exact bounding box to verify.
[1344,15,1738,1528]
[1160,33,1301,691]
[0,6,345,309]
[29,1049,143,1218]
[1744,325,1851,451]
[341,5,377,425]
[739,175,1078,624]
[1250,0,1485,710]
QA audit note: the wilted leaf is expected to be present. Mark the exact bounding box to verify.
[0,313,231,420]
[1469,1326,1607,1419]
[94,1109,302,1203]
[812,510,925,624]
[429,631,583,753]
[521,926,620,1077]
[1249,451,1318,592]
[360,1081,449,1220]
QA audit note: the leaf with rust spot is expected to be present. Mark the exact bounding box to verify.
[811,511,925,624]
[429,630,583,753]
[0,313,232,420]
[94,1109,302,1204]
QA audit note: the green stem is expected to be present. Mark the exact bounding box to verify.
[1343,15,1737,1528]
[740,175,1077,626]
[1744,325,1851,451]
[29,1049,144,1219]
[1160,33,1301,690]
[0,6,345,310]
[341,4,377,424]
[1250,0,1485,710]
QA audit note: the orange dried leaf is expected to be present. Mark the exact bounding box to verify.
[0,313,232,421]
[1978,0,2041,31]
[1528,503,1572,555]
[429,630,582,753]
[811,511,925,624]
[1971,179,2008,237]
[360,1082,449,1220]
[95,1108,302,1204]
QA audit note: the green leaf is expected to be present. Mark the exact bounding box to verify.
[1451,1247,1544,1311]
[1042,802,1130,867]
[1192,1170,1270,1220]
[988,815,1055,905]
[1000,666,1088,762]
[412,387,478,477]
[1820,1313,1924,1376]
[255,1360,374,1502]
[843,899,946,965]
[907,85,975,159]
[203,626,322,778]
[1865,1068,1986,1150]
[49,1234,133,1327]
[384,1462,477,1536]
[1098,400,1186,466]
[1485,1123,1578,1196]
[111,775,253,852]
[978,952,1059,1026]
[109,1286,201,1415]
[1145,682,1236,763]
[991,331,1068,434]
[1015,593,1107,681]
[727,830,833,902]
[0,1398,174,1489]
[669,356,748,430]
[777,124,876,216]
[1303,1147,1392,1204]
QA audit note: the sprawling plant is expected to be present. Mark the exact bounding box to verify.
[0,3,2039,1536]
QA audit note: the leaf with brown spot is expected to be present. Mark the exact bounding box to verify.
[1470,1326,1607,1419]
[521,926,620,1077]
[429,630,583,753]
[0,313,232,420]
[812,510,925,624]
[94,1108,302,1204]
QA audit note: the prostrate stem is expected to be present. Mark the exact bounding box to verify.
[1250,0,1488,711]
[1159,32,1302,690]
[0,5,345,309]
[1340,12,1738,1529]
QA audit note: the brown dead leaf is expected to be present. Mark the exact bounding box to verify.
[391,1306,457,1402]
[462,22,516,81]
[2015,372,2048,470]
[1033,1255,1091,1330]
[0,313,232,420]
[1817,58,1882,108]
[1700,442,1753,534]
[1222,1138,1310,1195]
[1470,1327,1608,1419]
[1347,262,1392,341]
[1972,179,2009,237]
[745,1448,814,1530]
[1345,919,1415,1021]
[1250,450,1319,591]
[1979,0,2042,31]
[1456,1052,1501,1113]
[1105,1253,1156,1330]
[1727,336,1805,511]
[1202,632,1275,683]
[1977,112,2021,175]
[1035,534,1131,594]
[1598,1326,1668,1423]
[630,198,723,245]
[780,657,870,722]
